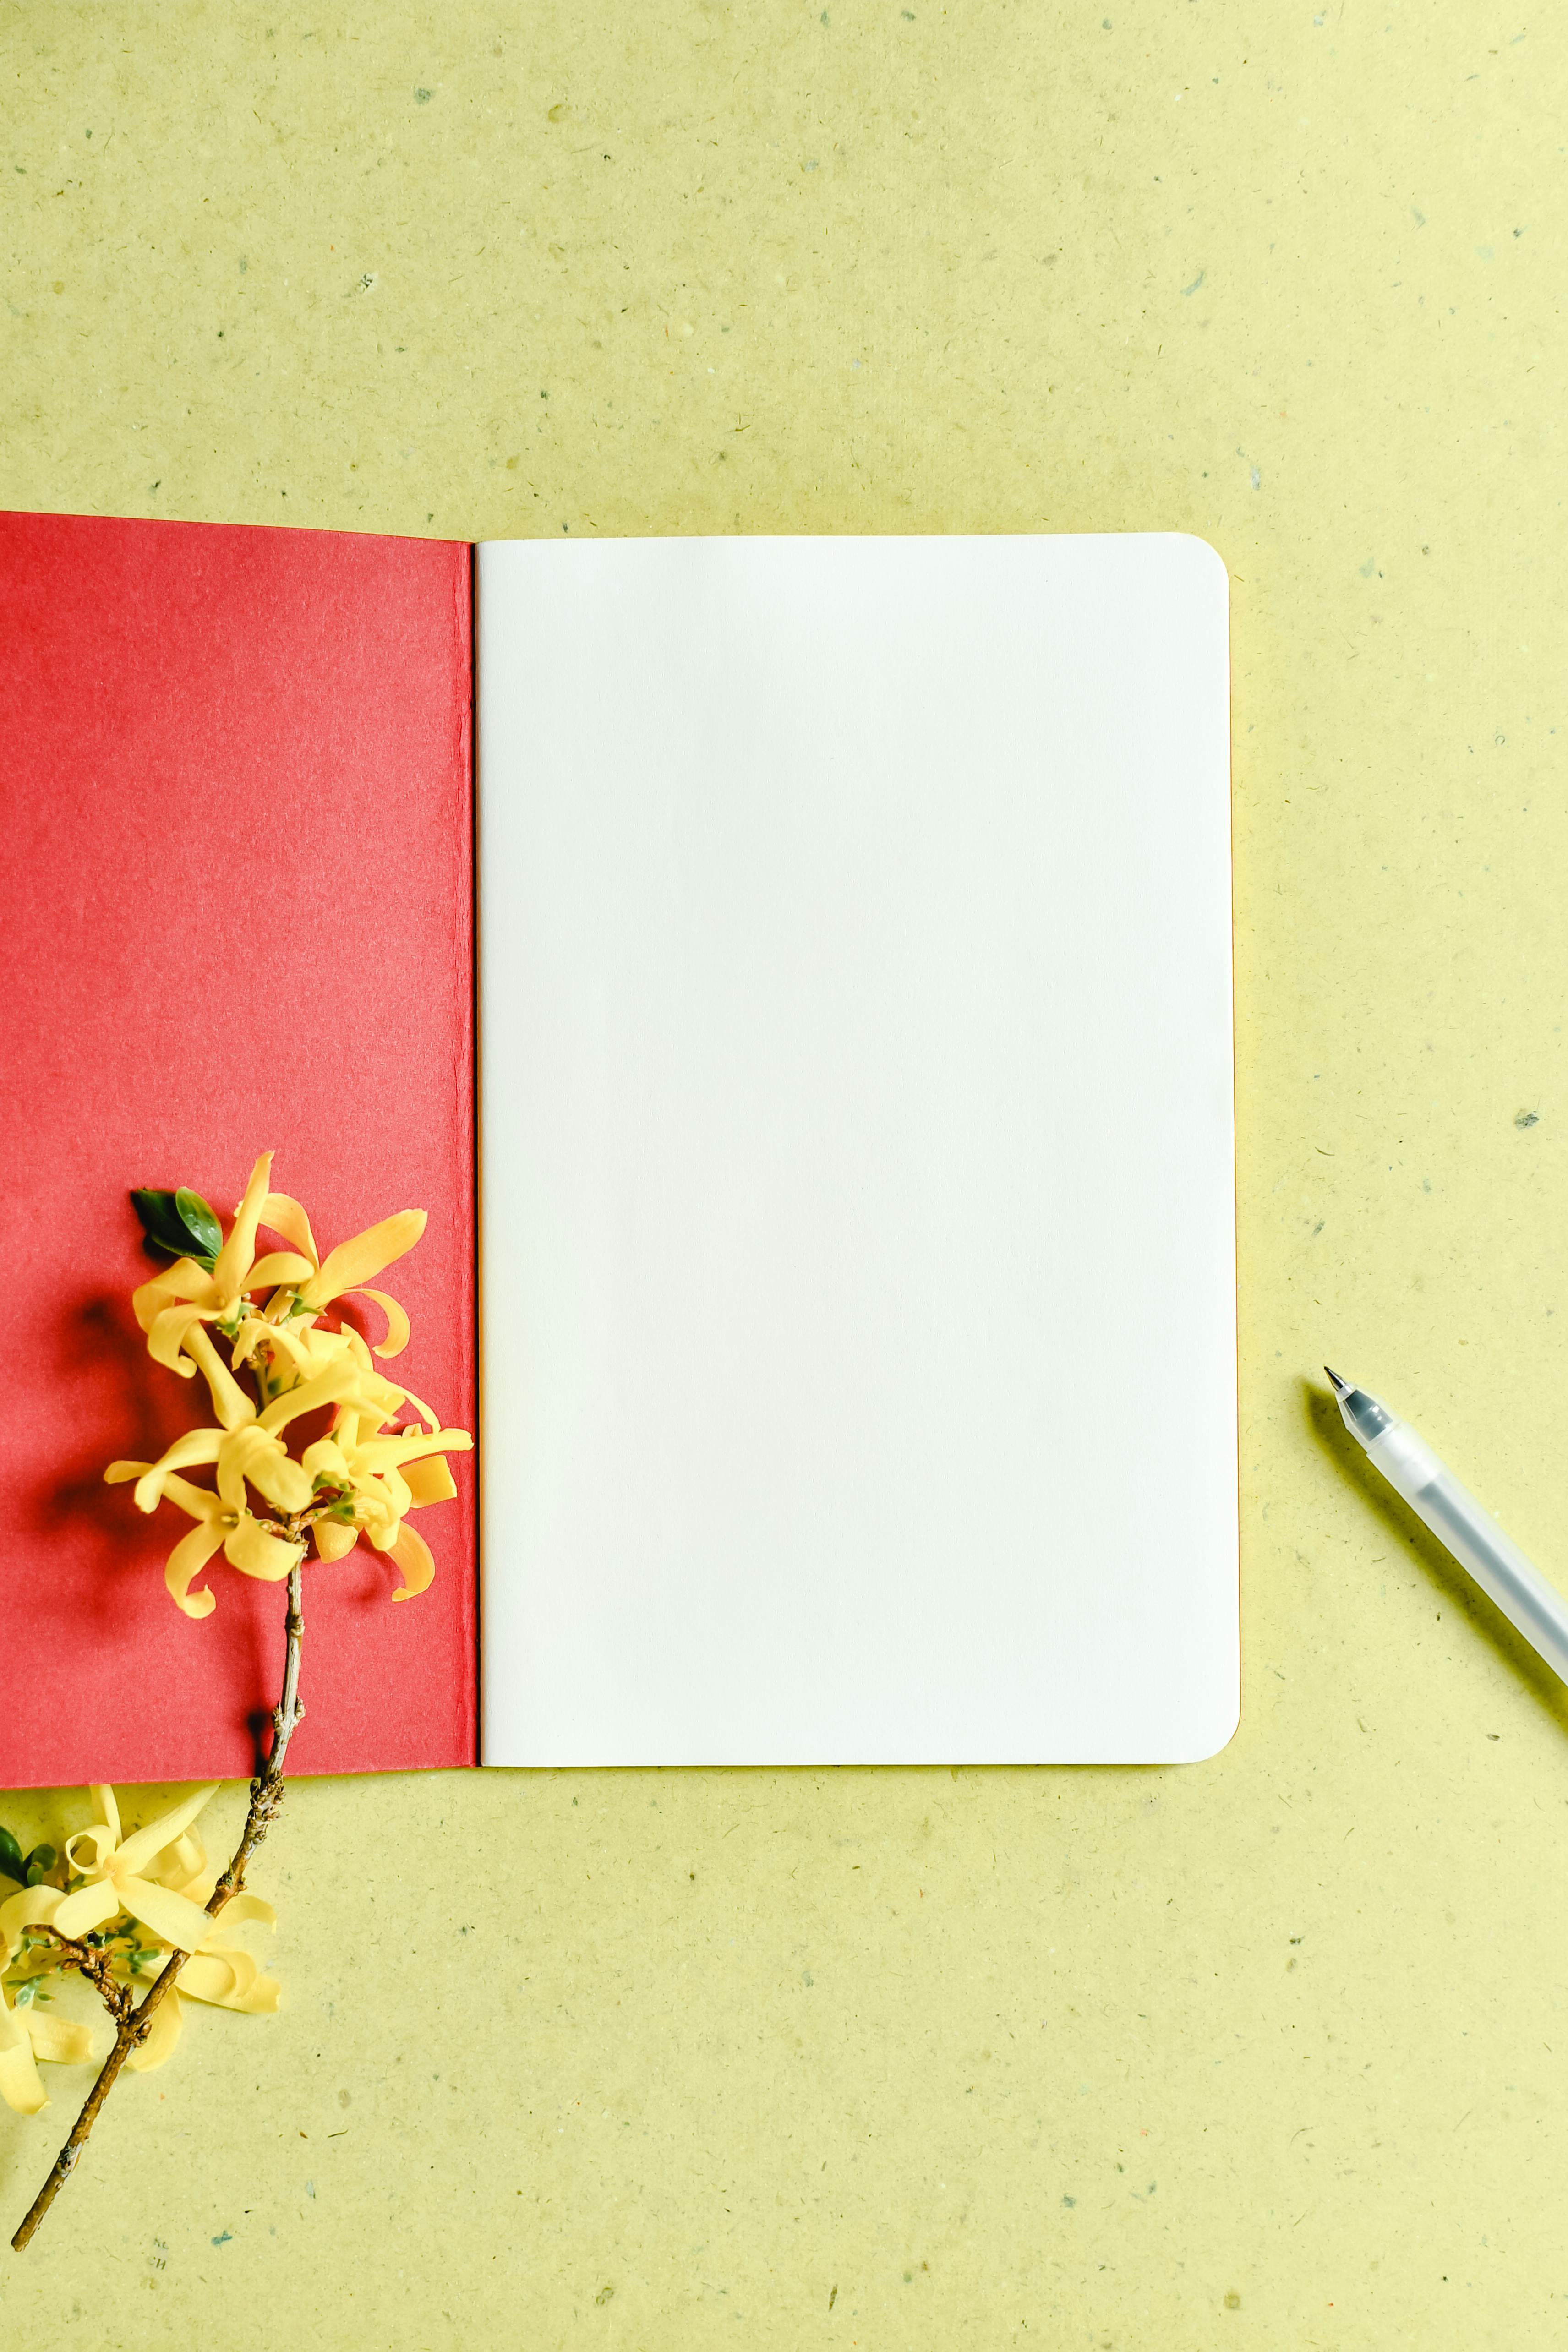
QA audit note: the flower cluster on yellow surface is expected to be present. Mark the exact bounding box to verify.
[106,1152,471,1619]
[0,1787,275,2113]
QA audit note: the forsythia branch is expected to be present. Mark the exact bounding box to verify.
[6,1154,467,2249]
[10,1562,306,2254]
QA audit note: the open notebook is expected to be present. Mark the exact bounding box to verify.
[0,514,1235,1787]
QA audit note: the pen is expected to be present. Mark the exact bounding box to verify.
[1327,1368,1568,1688]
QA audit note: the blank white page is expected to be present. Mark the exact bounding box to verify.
[477,535,1236,1766]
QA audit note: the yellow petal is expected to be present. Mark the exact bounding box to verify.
[148,1301,211,1373]
[215,1435,250,1509]
[359,1427,473,1473]
[235,1970,282,2015]
[388,1520,435,1602]
[381,1465,414,1521]
[257,1355,382,1435]
[262,1191,320,1271]
[212,1967,280,2016]
[116,1874,216,1952]
[0,1884,66,1965]
[120,1470,228,1527]
[218,1424,312,1516]
[131,1260,219,1335]
[351,1287,411,1359]
[344,1369,409,1427]
[0,1998,48,2113]
[383,1380,442,1431]
[359,1486,404,1545]
[214,1893,275,1931]
[400,1454,457,1506]
[176,1950,241,2006]
[182,1322,257,1432]
[252,1320,317,1377]
[0,2057,48,2111]
[64,1824,115,1876]
[298,1209,427,1311]
[147,1827,206,1893]
[229,1315,268,1367]
[331,1408,365,1455]
[89,1786,123,1848]
[183,1949,282,2014]
[222,1515,305,1583]
[219,1946,262,1996]
[314,1520,359,1562]
[300,1436,350,1481]
[25,2010,95,2066]
[52,1877,122,1939]
[115,1785,219,1877]
[126,1988,183,2073]
[212,1151,275,1301]
[155,1472,225,1523]
[132,1427,224,1515]
[303,1328,360,1371]
[165,1517,225,1616]
[245,1251,314,1293]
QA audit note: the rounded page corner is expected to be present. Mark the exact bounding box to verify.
[1156,530,1230,603]
[1172,1686,1242,1765]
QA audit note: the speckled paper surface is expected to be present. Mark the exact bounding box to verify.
[4,6,1567,2345]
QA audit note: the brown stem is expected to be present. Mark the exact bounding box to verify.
[11,1561,305,2254]
[24,1928,135,2024]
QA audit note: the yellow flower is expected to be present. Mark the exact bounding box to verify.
[112,1153,469,1615]
[259,1190,428,1360]
[104,1470,306,1617]
[105,1357,399,1616]
[126,1898,281,2072]
[219,1173,426,1390]
[232,1312,358,1405]
[131,1152,316,1378]
[46,1785,220,1952]
[0,1790,283,2105]
[131,1153,426,1385]
[104,1801,281,2068]
[302,1404,473,1599]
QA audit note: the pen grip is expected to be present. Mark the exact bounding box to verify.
[1403,1468,1568,1688]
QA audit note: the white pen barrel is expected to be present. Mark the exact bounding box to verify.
[1366,1421,1568,1686]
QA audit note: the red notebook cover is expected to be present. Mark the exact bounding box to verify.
[0,511,476,1787]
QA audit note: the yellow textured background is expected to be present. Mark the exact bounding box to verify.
[3,4,1566,2344]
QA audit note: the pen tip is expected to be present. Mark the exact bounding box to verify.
[1324,1365,1349,1394]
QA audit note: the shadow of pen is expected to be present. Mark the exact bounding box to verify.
[1302,1376,1568,1735]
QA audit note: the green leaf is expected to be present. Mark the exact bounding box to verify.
[131,1187,190,1255]
[0,1826,23,1881]
[130,1187,219,1270]
[175,1188,224,1259]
